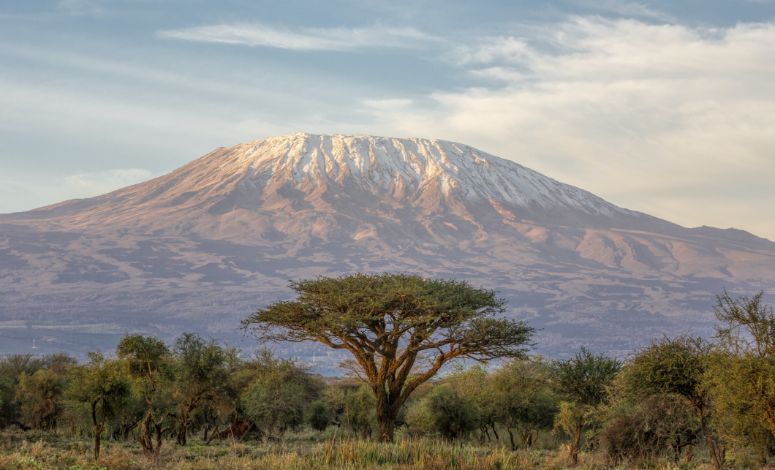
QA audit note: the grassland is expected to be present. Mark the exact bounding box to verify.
[0,429,758,470]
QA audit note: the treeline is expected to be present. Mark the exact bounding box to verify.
[0,334,343,461]
[1,290,774,468]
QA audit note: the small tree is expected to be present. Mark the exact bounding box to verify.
[554,348,620,466]
[172,333,229,445]
[1,355,59,429]
[15,368,66,430]
[705,292,775,464]
[621,336,722,468]
[117,334,174,460]
[243,273,533,441]
[492,358,558,450]
[68,354,132,461]
[307,400,331,431]
[423,384,480,440]
[600,394,701,465]
[241,351,322,438]
[325,382,377,438]
[442,365,500,442]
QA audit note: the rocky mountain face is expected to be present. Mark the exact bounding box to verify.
[1,133,774,367]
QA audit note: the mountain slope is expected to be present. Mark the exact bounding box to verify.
[1,133,774,365]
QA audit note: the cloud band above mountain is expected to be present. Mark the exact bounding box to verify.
[158,23,440,51]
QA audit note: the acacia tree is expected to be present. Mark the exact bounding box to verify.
[243,273,533,442]
[554,348,621,466]
[172,333,229,445]
[620,336,722,468]
[68,353,132,461]
[14,355,76,430]
[492,358,557,450]
[15,368,67,430]
[443,366,501,443]
[117,335,173,460]
[705,292,775,463]
[0,355,46,429]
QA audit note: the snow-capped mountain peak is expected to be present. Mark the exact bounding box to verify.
[176,133,627,217]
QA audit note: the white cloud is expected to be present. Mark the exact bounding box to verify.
[64,169,154,197]
[158,23,440,51]
[366,17,775,238]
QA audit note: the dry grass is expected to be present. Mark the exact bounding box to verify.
[0,429,751,470]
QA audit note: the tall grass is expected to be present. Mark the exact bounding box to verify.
[0,429,751,470]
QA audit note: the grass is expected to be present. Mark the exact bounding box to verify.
[0,429,754,470]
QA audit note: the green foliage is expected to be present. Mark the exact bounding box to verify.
[704,350,775,458]
[408,384,479,440]
[0,355,57,428]
[553,400,583,437]
[600,394,700,464]
[620,336,709,408]
[616,336,726,468]
[491,358,557,448]
[440,366,494,430]
[555,348,621,407]
[67,354,133,422]
[116,334,175,457]
[66,354,133,459]
[325,383,377,438]
[306,400,331,431]
[117,335,170,380]
[704,291,775,461]
[241,351,322,436]
[715,291,775,355]
[171,333,230,445]
[15,367,69,430]
[554,348,620,465]
[244,273,530,362]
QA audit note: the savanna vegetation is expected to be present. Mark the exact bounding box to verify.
[0,273,773,469]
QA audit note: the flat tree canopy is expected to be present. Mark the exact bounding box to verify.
[242,273,533,441]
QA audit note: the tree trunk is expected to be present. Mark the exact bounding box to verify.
[139,412,154,455]
[375,393,399,442]
[177,403,196,446]
[206,425,218,445]
[507,428,517,451]
[94,423,103,461]
[521,429,534,448]
[490,423,499,442]
[91,401,103,461]
[706,435,725,470]
[569,423,582,466]
[377,414,395,442]
[154,421,163,462]
[177,420,187,446]
[700,415,725,470]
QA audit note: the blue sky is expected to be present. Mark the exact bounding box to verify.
[2,0,775,238]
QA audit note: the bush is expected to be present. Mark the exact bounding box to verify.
[412,385,480,440]
[600,394,700,464]
[306,400,330,431]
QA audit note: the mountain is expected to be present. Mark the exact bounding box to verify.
[1,133,774,367]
